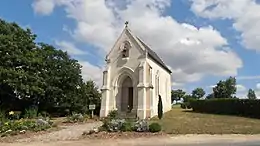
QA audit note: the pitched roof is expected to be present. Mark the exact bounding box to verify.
[136,37,172,73]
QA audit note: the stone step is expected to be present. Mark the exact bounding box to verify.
[118,112,137,120]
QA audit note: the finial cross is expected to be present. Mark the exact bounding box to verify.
[125,21,129,28]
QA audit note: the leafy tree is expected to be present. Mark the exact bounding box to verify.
[158,95,163,119]
[37,43,83,112]
[183,94,193,102]
[80,80,101,115]
[171,89,186,102]
[0,18,98,116]
[0,19,43,110]
[206,93,214,99]
[247,89,257,100]
[213,77,237,98]
[192,88,206,99]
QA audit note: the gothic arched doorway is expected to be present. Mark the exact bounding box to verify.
[120,76,133,112]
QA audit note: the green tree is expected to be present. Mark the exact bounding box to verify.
[206,93,214,99]
[247,89,257,100]
[0,19,43,109]
[37,43,83,112]
[191,88,206,99]
[171,89,186,102]
[213,77,237,98]
[158,95,163,119]
[80,80,101,115]
[0,19,90,115]
[183,94,192,102]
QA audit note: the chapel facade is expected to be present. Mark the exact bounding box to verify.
[100,23,172,119]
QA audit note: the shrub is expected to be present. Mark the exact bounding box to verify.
[190,98,260,118]
[186,103,192,109]
[24,107,38,119]
[149,123,161,133]
[133,119,149,132]
[158,95,163,119]
[101,119,125,132]
[180,103,186,109]
[0,119,52,137]
[0,110,6,122]
[38,111,50,118]
[8,111,21,120]
[120,121,133,132]
[107,110,118,119]
[65,113,85,123]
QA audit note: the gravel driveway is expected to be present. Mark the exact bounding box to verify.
[16,121,102,142]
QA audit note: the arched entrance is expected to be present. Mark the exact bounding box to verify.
[120,76,134,112]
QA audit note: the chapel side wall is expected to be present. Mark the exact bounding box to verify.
[106,31,144,111]
[147,58,171,117]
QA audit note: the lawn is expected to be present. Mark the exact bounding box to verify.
[151,105,260,134]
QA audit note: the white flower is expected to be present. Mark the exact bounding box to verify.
[5,129,12,133]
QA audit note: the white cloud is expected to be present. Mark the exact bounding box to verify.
[171,82,184,88]
[207,85,216,89]
[237,75,260,80]
[190,0,260,52]
[256,83,260,89]
[236,84,246,92]
[32,0,243,84]
[79,61,103,87]
[55,40,87,55]
[32,0,56,15]
[254,83,260,98]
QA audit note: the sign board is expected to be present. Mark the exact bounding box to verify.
[89,104,96,110]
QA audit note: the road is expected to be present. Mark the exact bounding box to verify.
[2,134,260,146]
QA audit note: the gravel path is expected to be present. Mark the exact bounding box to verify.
[17,122,102,142]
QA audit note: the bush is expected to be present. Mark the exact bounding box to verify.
[133,119,149,132]
[8,111,21,120]
[23,107,38,119]
[158,95,163,119]
[101,119,126,132]
[65,113,85,123]
[38,111,50,118]
[180,103,186,109]
[0,119,52,137]
[149,123,161,133]
[107,110,118,119]
[0,110,6,122]
[120,121,133,132]
[190,98,260,118]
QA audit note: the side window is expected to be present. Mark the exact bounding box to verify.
[155,70,160,96]
[149,67,152,84]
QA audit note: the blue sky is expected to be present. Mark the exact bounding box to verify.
[1,0,260,97]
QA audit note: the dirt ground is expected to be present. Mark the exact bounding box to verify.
[2,135,260,146]
[1,120,260,146]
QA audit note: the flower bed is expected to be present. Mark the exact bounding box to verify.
[82,111,163,139]
[63,113,92,124]
[0,118,53,137]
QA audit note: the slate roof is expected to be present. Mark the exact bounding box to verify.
[137,38,172,73]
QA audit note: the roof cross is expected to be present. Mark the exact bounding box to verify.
[125,21,129,28]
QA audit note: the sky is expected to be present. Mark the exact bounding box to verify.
[1,0,260,98]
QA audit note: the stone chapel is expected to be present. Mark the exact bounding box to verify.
[100,22,172,119]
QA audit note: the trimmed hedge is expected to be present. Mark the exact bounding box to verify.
[190,98,260,118]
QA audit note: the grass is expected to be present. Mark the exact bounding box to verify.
[151,105,260,134]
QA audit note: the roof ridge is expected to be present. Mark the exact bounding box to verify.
[136,37,172,73]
